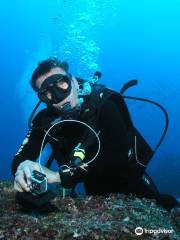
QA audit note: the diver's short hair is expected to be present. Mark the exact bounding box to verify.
[31,57,69,92]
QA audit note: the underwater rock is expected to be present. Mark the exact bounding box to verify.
[0,180,179,239]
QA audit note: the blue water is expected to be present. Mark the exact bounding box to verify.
[0,0,180,198]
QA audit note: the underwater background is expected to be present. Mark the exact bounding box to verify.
[0,0,179,198]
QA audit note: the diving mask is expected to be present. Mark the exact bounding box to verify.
[38,73,72,105]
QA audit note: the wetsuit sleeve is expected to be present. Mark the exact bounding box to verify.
[11,127,46,176]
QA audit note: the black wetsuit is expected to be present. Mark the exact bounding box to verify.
[11,86,179,210]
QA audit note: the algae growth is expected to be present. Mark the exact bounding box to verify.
[0,181,179,239]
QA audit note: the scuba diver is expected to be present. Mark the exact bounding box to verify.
[12,57,179,211]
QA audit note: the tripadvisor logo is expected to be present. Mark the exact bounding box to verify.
[135,227,174,235]
[135,227,143,235]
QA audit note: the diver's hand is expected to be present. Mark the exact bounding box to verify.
[14,160,40,192]
[14,160,61,192]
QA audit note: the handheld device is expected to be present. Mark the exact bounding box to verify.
[30,170,47,195]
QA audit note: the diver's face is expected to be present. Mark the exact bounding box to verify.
[36,67,79,109]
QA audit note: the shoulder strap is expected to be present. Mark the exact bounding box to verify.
[93,87,134,133]
[79,85,134,149]
[102,91,134,132]
[31,107,60,131]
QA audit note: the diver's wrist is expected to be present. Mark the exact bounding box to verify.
[54,171,61,183]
